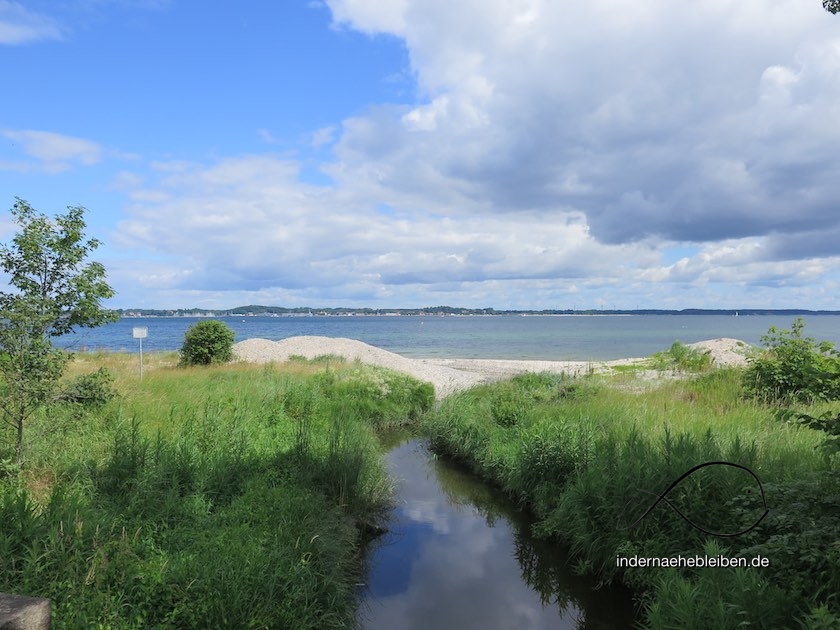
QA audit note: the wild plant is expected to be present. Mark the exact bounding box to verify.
[743,318,840,403]
[648,341,713,372]
[424,358,840,628]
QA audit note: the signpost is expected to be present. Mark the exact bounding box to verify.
[132,327,148,380]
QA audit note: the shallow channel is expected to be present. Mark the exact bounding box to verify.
[357,437,637,629]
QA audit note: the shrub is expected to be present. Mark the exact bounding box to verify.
[179,320,235,366]
[59,367,117,408]
[735,473,840,614]
[778,408,840,456]
[743,318,840,403]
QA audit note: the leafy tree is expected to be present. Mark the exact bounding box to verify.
[825,0,840,15]
[0,198,117,463]
[179,320,235,366]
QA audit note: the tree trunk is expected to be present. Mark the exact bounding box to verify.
[15,416,23,466]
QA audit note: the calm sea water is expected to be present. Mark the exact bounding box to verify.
[56,314,840,361]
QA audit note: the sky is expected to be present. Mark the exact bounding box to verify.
[1,0,839,310]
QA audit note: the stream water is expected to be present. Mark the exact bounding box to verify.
[357,437,636,629]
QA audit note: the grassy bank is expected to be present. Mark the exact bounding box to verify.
[0,353,433,629]
[423,367,840,628]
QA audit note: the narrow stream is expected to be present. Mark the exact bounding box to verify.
[358,437,637,629]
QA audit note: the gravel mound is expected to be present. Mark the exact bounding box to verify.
[233,336,484,399]
[233,335,755,399]
[685,338,754,367]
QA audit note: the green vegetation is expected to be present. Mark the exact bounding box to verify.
[178,320,236,366]
[781,408,840,456]
[648,341,713,373]
[0,353,433,628]
[423,325,840,629]
[4,319,840,628]
[744,317,840,404]
[0,199,117,464]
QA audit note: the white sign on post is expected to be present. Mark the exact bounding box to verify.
[132,327,148,379]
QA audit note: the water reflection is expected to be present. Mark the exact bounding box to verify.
[358,438,635,629]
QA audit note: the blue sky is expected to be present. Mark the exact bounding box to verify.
[2,0,839,310]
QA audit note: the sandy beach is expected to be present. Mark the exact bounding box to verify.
[233,336,752,400]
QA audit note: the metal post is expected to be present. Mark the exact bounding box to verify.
[133,327,148,381]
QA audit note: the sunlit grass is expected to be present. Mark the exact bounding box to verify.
[423,366,840,628]
[2,353,433,629]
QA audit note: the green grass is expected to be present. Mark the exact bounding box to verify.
[0,352,433,629]
[646,341,714,373]
[422,366,840,629]
[6,345,839,628]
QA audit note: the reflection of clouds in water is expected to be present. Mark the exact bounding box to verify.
[391,441,502,536]
[365,516,578,629]
[361,441,581,629]
[402,500,453,535]
[417,517,500,581]
[388,442,460,534]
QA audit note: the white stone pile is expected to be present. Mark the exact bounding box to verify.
[232,335,755,400]
[233,336,485,399]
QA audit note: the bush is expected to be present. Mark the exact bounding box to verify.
[59,367,117,408]
[743,318,840,403]
[779,408,840,456]
[733,473,840,619]
[179,320,235,366]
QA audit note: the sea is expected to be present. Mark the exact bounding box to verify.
[54,314,840,361]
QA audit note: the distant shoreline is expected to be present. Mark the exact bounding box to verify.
[114,308,840,318]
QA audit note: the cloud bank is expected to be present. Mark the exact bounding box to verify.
[109,0,840,308]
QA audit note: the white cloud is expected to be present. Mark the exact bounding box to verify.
[107,148,840,309]
[257,128,278,144]
[2,129,102,172]
[326,0,408,35]
[103,0,840,308]
[110,171,145,190]
[0,1,64,44]
[113,155,651,300]
[321,0,840,248]
[310,126,337,147]
[402,97,453,132]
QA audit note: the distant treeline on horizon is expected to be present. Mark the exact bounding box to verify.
[113,306,840,317]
